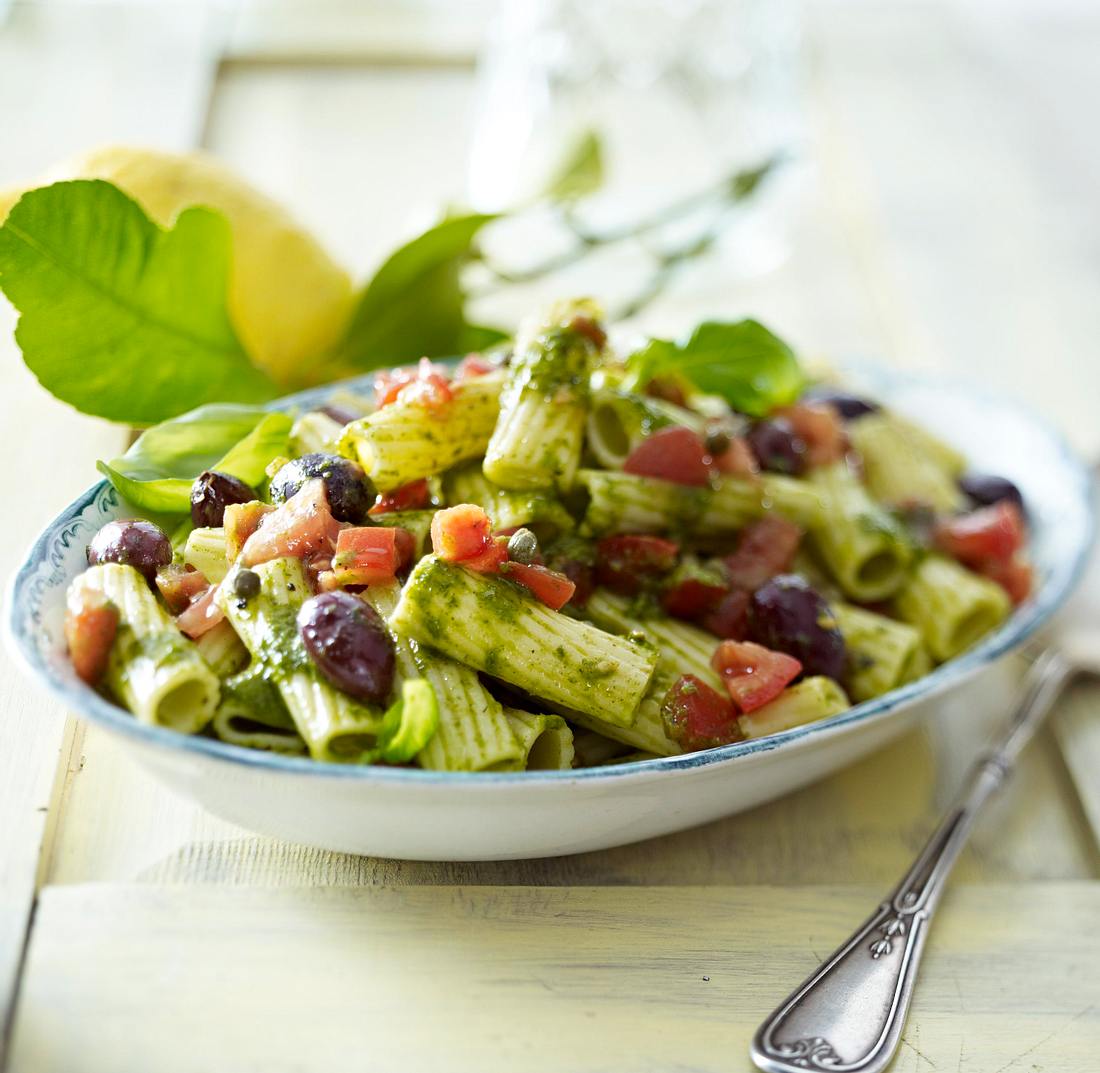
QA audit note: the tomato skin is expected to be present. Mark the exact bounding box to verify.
[660,674,742,751]
[711,640,802,713]
[722,517,803,592]
[776,402,846,467]
[456,354,495,379]
[376,358,453,410]
[460,537,509,574]
[224,501,274,560]
[712,436,758,478]
[155,565,210,613]
[503,562,577,609]
[595,534,680,595]
[980,555,1033,604]
[368,478,431,516]
[241,480,341,567]
[176,584,226,639]
[701,588,751,640]
[623,426,712,488]
[934,502,1025,569]
[392,528,417,572]
[431,504,494,562]
[65,592,119,686]
[332,527,402,585]
[662,576,727,620]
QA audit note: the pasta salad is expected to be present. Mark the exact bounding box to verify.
[64,301,1032,770]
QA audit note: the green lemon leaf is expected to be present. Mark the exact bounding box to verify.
[541,130,604,203]
[96,404,292,514]
[369,678,440,764]
[0,179,276,424]
[626,319,805,416]
[335,213,504,370]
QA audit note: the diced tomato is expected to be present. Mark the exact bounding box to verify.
[701,588,751,640]
[431,504,493,562]
[462,536,509,574]
[623,426,712,488]
[155,565,210,613]
[176,584,225,639]
[722,517,803,592]
[776,402,847,467]
[662,576,728,621]
[503,562,576,610]
[935,502,1025,569]
[375,358,453,410]
[332,527,402,586]
[595,534,680,595]
[224,501,274,560]
[712,435,758,478]
[368,478,431,516]
[660,674,743,752]
[980,555,1033,604]
[392,527,417,572]
[456,354,495,379]
[241,480,341,567]
[711,640,802,713]
[65,590,119,686]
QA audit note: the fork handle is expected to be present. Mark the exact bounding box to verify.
[750,650,1072,1073]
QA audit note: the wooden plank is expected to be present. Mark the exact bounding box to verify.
[8,882,1100,1073]
[0,2,222,1054]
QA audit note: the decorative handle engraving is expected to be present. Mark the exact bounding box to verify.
[750,651,1073,1073]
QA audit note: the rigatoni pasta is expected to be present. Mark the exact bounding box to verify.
[63,302,1033,770]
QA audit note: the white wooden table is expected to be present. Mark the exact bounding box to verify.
[2,3,1099,1070]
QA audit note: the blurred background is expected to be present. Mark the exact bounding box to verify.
[2,0,1098,450]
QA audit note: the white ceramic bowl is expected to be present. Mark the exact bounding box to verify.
[7,365,1093,860]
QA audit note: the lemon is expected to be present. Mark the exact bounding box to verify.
[0,146,355,388]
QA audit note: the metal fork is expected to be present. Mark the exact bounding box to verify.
[750,642,1093,1073]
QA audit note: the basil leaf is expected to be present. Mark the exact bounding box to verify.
[335,213,504,371]
[368,679,440,764]
[627,319,805,416]
[96,404,292,514]
[0,180,276,424]
[541,130,604,202]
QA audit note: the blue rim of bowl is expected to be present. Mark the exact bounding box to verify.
[6,364,1095,785]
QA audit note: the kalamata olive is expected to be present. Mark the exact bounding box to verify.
[190,470,256,528]
[802,386,879,420]
[746,419,807,476]
[233,568,261,599]
[270,453,373,523]
[507,528,539,565]
[749,574,847,680]
[958,473,1024,513]
[87,520,172,585]
[297,591,394,704]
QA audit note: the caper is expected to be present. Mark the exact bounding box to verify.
[233,568,261,599]
[704,429,731,458]
[507,527,539,565]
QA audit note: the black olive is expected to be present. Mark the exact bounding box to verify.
[269,453,373,523]
[297,592,395,704]
[749,574,847,680]
[190,470,256,528]
[87,520,172,585]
